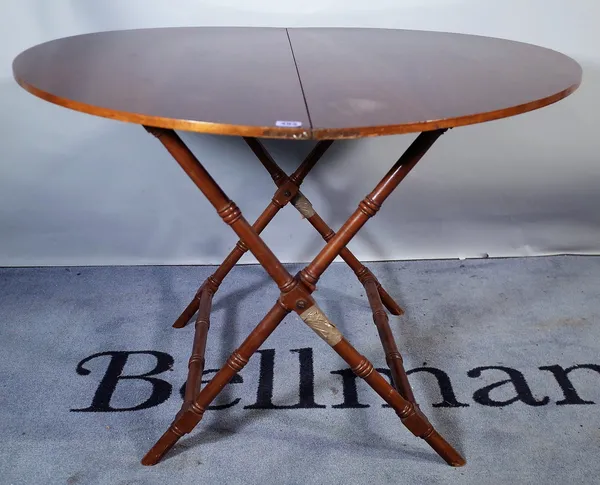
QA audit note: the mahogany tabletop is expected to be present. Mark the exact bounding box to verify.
[13,27,582,140]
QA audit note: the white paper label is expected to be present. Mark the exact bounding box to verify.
[275,120,303,128]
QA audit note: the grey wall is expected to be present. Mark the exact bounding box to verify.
[1,0,598,266]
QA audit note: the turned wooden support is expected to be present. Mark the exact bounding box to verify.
[172,139,333,328]
[298,200,404,316]
[298,304,464,467]
[176,289,213,419]
[171,135,403,328]
[245,136,404,315]
[145,126,296,291]
[362,277,414,401]
[172,201,281,328]
[172,134,405,329]
[244,137,333,186]
[141,301,290,466]
[300,130,447,288]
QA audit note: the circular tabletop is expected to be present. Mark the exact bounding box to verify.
[13,27,581,140]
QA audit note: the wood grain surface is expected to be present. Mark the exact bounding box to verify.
[13,27,310,139]
[288,28,582,138]
[13,27,581,139]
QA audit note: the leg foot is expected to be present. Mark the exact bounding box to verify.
[423,429,466,467]
[377,284,404,316]
[172,292,201,328]
[141,427,184,466]
[331,334,465,467]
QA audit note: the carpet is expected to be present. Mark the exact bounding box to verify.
[1,256,599,484]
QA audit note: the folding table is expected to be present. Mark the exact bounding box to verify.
[13,27,582,467]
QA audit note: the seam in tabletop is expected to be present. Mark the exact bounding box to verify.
[286,28,314,139]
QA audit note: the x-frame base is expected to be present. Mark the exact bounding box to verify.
[172,136,403,331]
[140,127,466,468]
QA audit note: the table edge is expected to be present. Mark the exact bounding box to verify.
[15,71,580,140]
[311,82,581,139]
[13,73,312,140]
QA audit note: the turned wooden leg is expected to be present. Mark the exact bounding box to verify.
[141,301,290,465]
[298,303,465,467]
[175,289,213,419]
[291,193,404,316]
[171,201,282,329]
[361,277,414,400]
